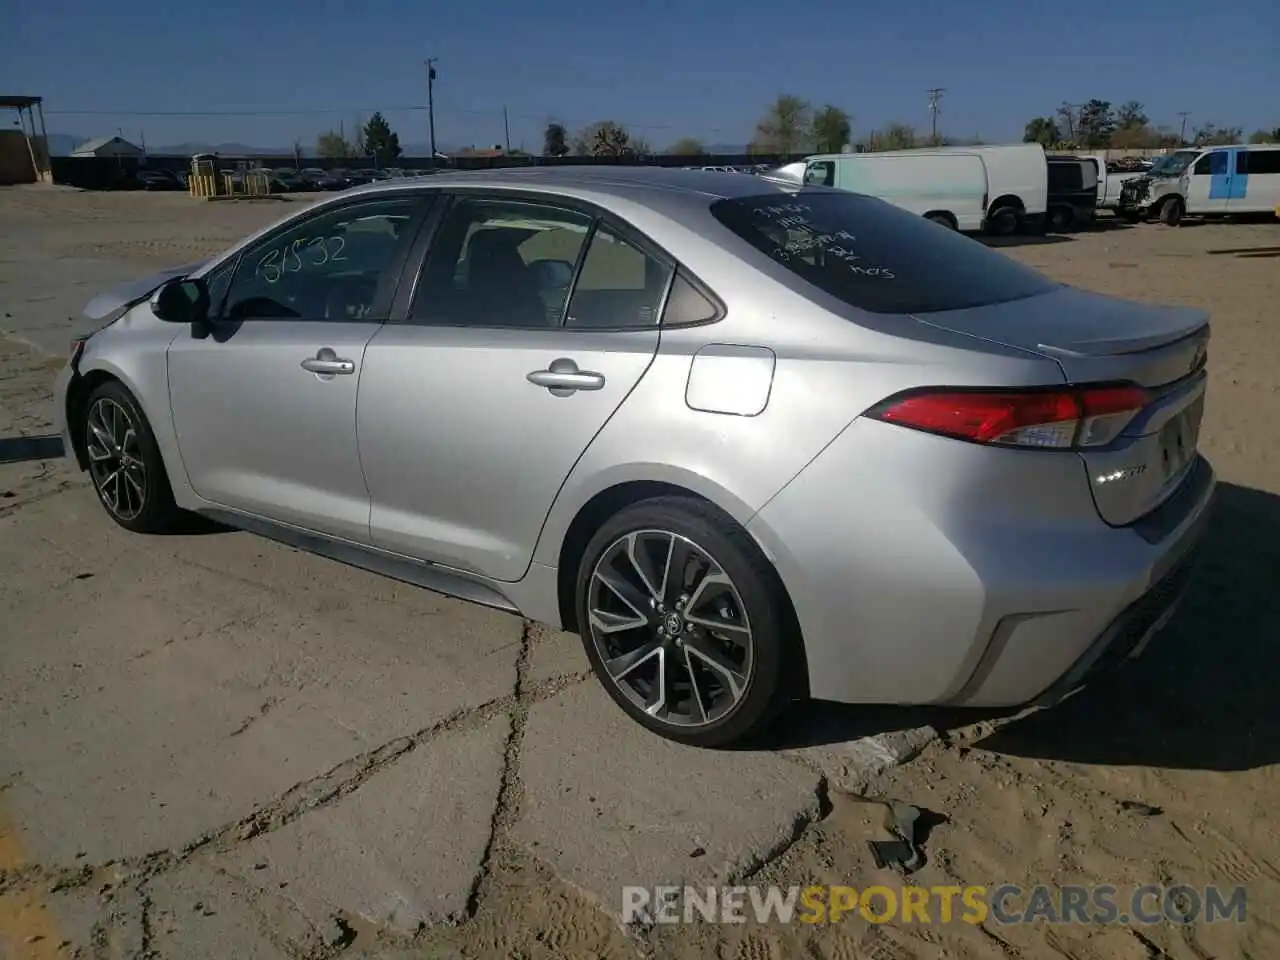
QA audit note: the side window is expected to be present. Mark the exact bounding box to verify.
[1247,150,1280,175]
[222,196,420,322]
[410,198,592,328]
[1233,151,1249,175]
[564,225,673,330]
[804,161,836,187]
[1193,154,1213,175]
[661,269,721,327]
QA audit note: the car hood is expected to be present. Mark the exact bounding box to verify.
[82,259,208,321]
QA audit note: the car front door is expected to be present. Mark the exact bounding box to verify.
[1187,150,1229,213]
[167,192,430,541]
[356,192,671,581]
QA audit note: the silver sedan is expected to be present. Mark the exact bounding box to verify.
[54,167,1215,747]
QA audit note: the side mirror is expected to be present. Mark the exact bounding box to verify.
[150,277,209,324]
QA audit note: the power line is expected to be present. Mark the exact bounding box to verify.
[40,104,738,135]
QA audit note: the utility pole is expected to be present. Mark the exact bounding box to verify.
[1176,111,1191,144]
[926,88,945,144]
[503,107,511,153]
[425,58,439,157]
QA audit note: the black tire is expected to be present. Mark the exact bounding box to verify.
[1047,206,1074,232]
[924,212,956,230]
[83,379,183,534]
[575,496,798,747]
[1159,196,1184,226]
[986,206,1020,236]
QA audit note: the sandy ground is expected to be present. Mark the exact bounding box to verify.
[1,185,1279,959]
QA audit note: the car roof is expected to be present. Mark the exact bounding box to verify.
[332,165,809,218]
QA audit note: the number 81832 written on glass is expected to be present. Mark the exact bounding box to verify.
[256,235,347,284]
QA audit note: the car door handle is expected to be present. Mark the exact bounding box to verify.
[527,359,606,394]
[301,348,355,376]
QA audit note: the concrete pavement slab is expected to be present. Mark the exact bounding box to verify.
[1,490,522,866]
[515,683,824,914]
[143,861,313,959]
[220,715,511,936]
[526,625,591,688]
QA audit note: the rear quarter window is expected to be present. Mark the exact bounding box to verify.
[709,191,1058,315]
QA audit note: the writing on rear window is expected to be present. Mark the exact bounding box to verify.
[750,203,896,279]
[710,192,1057,315]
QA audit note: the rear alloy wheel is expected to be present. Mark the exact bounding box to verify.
[576,497,794,747]
[84,380,182,533]
[1159,196,1184,226]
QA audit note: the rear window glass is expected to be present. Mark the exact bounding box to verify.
[709,191,1057,315]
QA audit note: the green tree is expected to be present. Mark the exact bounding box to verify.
[809,105,852,154]
[1077,99,1116,148]
[361,112,401,165]
[543,121,570,157]
[316,129,352,160]
[754,95,812,156]
[1022,117,1060,147]
[1115,101,1149,130]
[1055,102,1079,143]
[1192,122,1243,146]
[1247,128,1279,144]
[666,137,706,156]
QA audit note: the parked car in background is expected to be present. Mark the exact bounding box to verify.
[354,168,392,183]
[865,143,1049,235]
[1045,156,1099,230]
[321,168,357,190]
[1116,150,1200,224]
[300,167,329,188]
[802,151,989,232]
[1093,155,1147,211]
[136,169,181,191]
[55,166,1213,747]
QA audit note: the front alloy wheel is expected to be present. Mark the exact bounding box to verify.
[87,396,148,522]
[577,497,797,747]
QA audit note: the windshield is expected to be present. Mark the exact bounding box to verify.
[709,191,1057,315]
[1148,151,1198,177]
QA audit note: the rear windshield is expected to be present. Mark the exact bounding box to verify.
[709,191,1058,315]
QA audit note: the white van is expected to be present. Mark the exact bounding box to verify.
[864,143,1048,235]
[800,152,988,232]
[1117,144,1280,225]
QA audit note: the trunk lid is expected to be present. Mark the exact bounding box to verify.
[913,285,1210,527]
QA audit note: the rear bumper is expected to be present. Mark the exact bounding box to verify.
[747,416,1216,708]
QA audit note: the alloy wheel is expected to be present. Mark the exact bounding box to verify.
[86,397,147,521]
[586,530,754,728]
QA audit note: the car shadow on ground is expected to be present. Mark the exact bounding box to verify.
[762,481,1278,774]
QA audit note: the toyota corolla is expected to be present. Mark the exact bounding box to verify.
[55,167,1214,747]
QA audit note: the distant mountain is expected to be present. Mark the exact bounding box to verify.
[150,141,298,157]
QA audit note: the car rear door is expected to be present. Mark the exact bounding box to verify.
[167,192,431,542]
[355,191,669,582]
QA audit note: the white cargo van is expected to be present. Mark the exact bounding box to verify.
[800,152,988,232]
[1117,144,1280,225]
[863,143,1048,235]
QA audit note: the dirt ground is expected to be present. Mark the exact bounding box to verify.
[2,186,1279,960]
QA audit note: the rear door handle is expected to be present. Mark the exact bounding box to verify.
[301,347,355,377]
[527,358,606,395]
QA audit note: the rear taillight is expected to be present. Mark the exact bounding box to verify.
[867,384,1150,449]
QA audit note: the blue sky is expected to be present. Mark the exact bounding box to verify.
[3,0,1276,152]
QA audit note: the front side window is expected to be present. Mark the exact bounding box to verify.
[410,197,594,328]
[222,196,420,322]
[710,191,1058,315]
[804,161,836,187]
